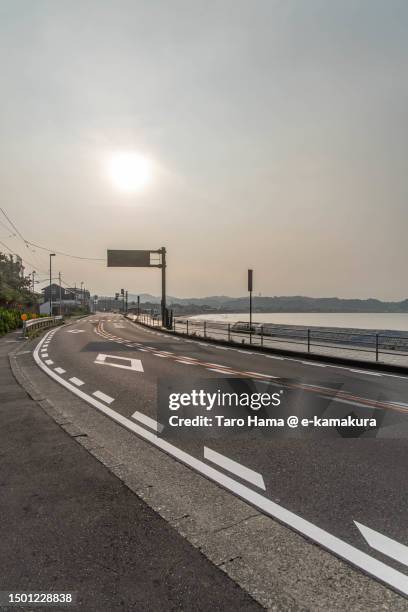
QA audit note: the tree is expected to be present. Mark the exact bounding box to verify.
[0,252,33,307]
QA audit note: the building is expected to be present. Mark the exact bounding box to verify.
[40,284,91,315]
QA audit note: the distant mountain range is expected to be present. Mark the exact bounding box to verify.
[127,294,408,313]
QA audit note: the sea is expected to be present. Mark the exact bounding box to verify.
[188,312,408,333]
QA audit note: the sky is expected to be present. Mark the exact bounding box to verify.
[0,0,407,300]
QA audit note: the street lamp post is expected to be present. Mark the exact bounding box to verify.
[49,254,56,315]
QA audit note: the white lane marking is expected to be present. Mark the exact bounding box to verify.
[41,353,49,358]
[355,522,408,567]
[67,329,85,334]
[69,377,84,386]
[94,354,144,372]
[45,359,54,365]
[54,367,66,374]
[389,401,408,408]
[154,353,169,357]
[204,447,266,490]
[198,343,209,347]
[205,362,228,367]
[349,369,382,377]
[18,350,31,355]
[138,348,148,352]
[245,371,279,378]
[302,361,326,367]
[214,346,228,350]
[92,390,114,404]
[237,350,254,355]
[265,355,284,360]
[33,331,408,597]
[207,368,232,374]
[179,356,198,361]
[177,360,198,365]
[131,411,164,433]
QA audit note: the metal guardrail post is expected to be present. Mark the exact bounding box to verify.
[261,325,263,347]
[228,323,231,342]
[186,320,189,335]
[204,321,206,338]
[307,329,311,353]
[376,334,379,362]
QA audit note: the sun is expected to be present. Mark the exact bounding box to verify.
[109,152,153,192]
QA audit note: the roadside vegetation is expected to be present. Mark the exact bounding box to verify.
[0,251,39,336]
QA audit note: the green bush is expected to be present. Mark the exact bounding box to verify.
[0,308,39,336]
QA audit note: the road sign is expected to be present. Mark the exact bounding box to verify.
[248,269,253,292]
[107,250,153,267]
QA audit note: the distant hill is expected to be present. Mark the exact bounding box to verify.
[127,294,408,313]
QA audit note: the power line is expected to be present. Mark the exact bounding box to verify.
[25,240,104,262]
[0,208,104,262]
[0,208,25,242]
[0,239,47,274]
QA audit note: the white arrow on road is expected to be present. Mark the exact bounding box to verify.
[355,521,408,567]
[94,353,144,372]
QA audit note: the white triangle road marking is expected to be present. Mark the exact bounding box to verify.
[355,521,408,567]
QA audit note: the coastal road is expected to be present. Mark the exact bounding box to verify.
[34,313,408,597]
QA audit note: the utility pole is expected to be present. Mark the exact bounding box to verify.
[49,253,55,315]
[125,290,128,314]
[80,281,84,309]
[31,270,36,295]
[58,272,62,316]
[137,295,140,317]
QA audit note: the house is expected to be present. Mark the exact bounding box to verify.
[40,284,91,315]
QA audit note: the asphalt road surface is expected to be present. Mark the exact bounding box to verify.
[33,313,408,598]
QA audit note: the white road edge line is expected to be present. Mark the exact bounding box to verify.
[32,330,408,598]
[204,447,266,490]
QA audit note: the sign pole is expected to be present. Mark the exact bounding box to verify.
[248,269,253,344]
[160,247,166,326]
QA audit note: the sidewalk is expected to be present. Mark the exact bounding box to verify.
[0,331,261,611]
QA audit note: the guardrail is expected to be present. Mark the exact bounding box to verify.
[132,313,408,367]
[23,316,63,336]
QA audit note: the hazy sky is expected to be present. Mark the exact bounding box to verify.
[1,0,407,300]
